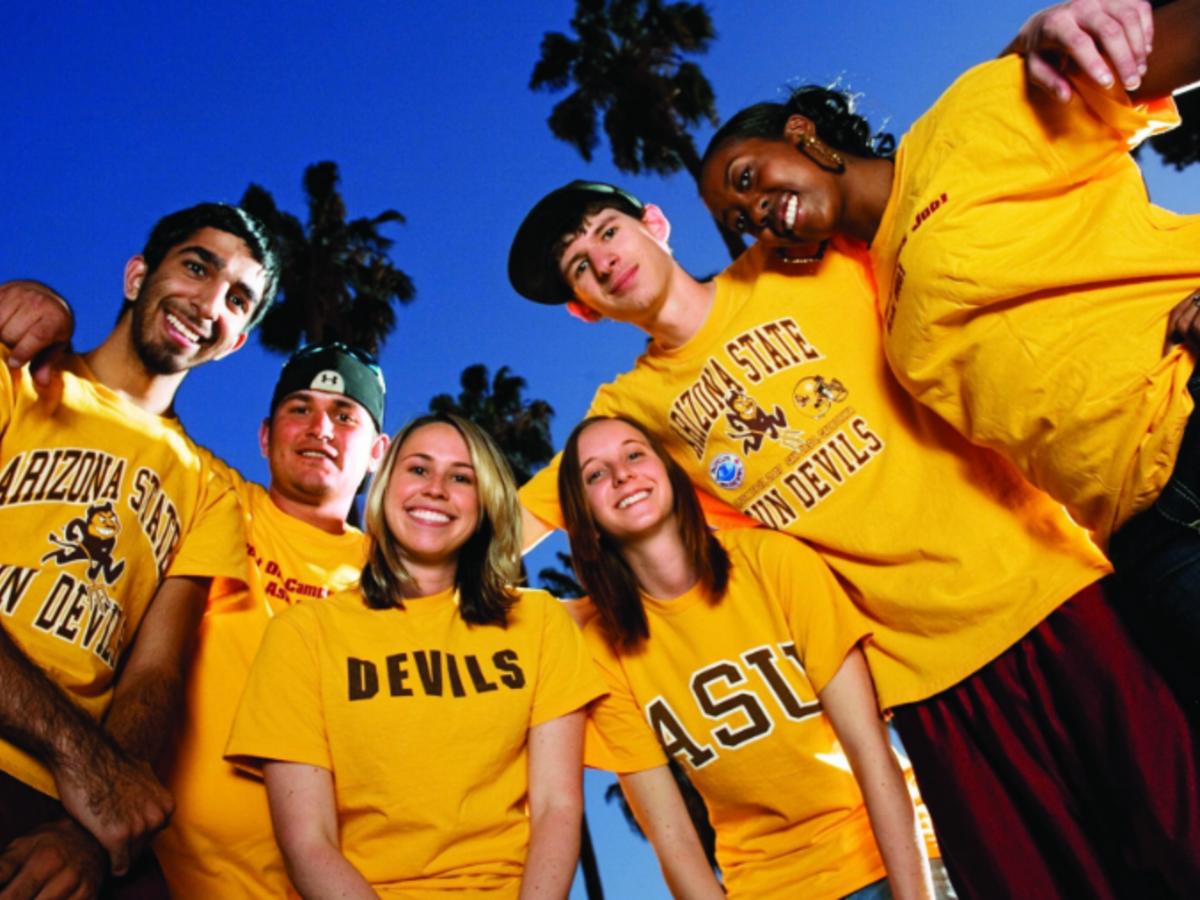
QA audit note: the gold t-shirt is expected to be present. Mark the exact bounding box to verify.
[0,349,245,796]
[155,476,367,900]
[227,586,606,899]
[875,56,1197,547]
[584,528,940,899]
[521,239,1107,709]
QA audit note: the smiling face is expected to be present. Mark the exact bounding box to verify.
[125,227,267,375]
[383,422,481,575]
[577,418,676,545]
[699,118,845,249]
[261,390,387,515]
[555,206,676,325]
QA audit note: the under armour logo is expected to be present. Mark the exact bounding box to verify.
[310,370,345,393]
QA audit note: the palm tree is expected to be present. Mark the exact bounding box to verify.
[531,0,746,260]
[239,161,415,356]
[428,365,555,487]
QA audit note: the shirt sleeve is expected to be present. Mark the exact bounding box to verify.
[520,454,566,532]
[581,623,668,774]
[744,530,871,694]
[1070,66,1180,150]
[225,604,331,773]
[165,454,249,586]
[528,591,608,729]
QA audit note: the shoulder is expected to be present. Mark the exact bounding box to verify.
[931,57,1023,119]
[716,525,806,561]
[276,588,366,630]
[207,453,252,495]
[717,239,771,287]
[717,527,831,592]
[510,586,573,625]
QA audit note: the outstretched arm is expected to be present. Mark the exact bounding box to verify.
[1129,0,1200,99]
[265,761,379,900]
[0,280,74,387]
[617,765,726,900]
[520,710,587,900]
[1009,0,1200,102]
[820,647,933,900]
[1008,0,1153,100]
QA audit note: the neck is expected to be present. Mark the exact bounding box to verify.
[84,319,185,417]
[838,156,895,246]
[266,485,352,536]
[619,518,698,600]
[398,558,458,601]
[643,268,717,352]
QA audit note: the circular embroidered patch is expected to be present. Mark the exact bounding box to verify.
[709,453,745,491]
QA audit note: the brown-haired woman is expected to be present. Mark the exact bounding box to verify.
[560,415,952,900]
[227,413,604,899]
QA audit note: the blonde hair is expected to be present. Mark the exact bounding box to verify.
[360,413,523,625]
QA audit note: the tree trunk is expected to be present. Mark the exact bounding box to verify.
[579,812,605,899]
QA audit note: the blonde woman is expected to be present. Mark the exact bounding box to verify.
[227,414,605,899]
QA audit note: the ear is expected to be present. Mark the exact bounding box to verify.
[216,332,249,358]
[783,115,817,143]
[566,300,604,323]
[259,418,271,458]
[124,256,148,302]
[641,204,672,246]
[367,433,390,473]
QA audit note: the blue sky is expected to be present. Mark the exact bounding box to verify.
[3,2,1197,895]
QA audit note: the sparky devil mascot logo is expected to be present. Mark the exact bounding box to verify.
[42,501,126,586]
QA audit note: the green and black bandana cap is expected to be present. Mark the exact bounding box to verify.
[270,343,386,432]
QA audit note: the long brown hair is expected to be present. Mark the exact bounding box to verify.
[559,416,729,650]
[360,413,522,625]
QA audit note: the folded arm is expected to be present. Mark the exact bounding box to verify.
[265,761,379,900]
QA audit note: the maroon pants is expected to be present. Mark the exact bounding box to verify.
[893,580,1200,900]
[0,770,170,900]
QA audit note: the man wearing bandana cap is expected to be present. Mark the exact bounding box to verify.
[153,343,389,899]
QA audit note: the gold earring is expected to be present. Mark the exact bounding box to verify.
[797,133,845,173]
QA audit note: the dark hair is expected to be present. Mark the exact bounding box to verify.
[131,203,281,330]
[703,85,895,168]
[360,413,522,626]
[551,196,647,267]
[559,416,729,650]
